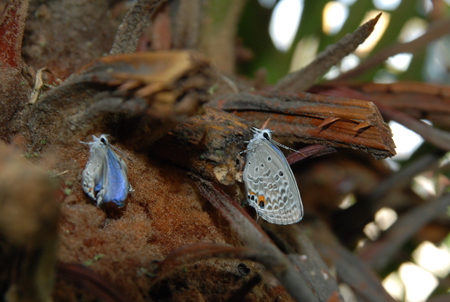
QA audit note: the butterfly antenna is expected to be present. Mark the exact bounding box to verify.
[110,144,133,162]
[272,140,306,157]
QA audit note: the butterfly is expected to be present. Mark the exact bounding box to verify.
[243,128,303,224]
[81,134,132,207]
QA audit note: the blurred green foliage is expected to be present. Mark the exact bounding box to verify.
[237,0,444,84]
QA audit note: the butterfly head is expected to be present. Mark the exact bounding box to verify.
[261,129,271,140]
[251,127,272,141]
[99,134,109,145]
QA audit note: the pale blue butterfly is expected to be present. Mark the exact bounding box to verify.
[81,134,132,207]
[243,128,303,225]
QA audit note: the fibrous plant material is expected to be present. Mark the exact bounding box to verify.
[193,176,320,302]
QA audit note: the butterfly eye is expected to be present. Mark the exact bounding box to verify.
[100,137,107,144]
[263,132,269,140]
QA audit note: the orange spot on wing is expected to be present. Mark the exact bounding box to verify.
[258,195,266,208]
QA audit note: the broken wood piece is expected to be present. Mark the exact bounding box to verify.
[27,51,213,147]
[79,50,212,117]
[155,107,250,185]
[312,83,450,151]
[339,82,450,129]
[210,92,395,159]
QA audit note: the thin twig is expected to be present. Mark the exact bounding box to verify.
[361,151,445,204]
[336,18,450,81]
[359,193,450,270]
[273,13,381,92]
[110,0,166,54]
[378,103,450,151]
[331,150,444,248]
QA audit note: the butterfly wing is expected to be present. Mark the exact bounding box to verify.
[243,138,303,224]
[101,146,130,207]
[82,137,108,201]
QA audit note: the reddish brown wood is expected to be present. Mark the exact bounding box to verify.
[210,91,395,159]
[0,0,28,68]
[345,82,450,128]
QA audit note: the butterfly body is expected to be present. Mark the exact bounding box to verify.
[243,128,303,225]
[82,135,132,207]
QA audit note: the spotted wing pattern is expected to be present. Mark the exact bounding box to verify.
[82,136,107,202]
[243,130,303,224]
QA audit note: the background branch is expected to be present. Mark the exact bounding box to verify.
[110,0,166,54]
[336,18,450,81]
[273,13,381,92]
